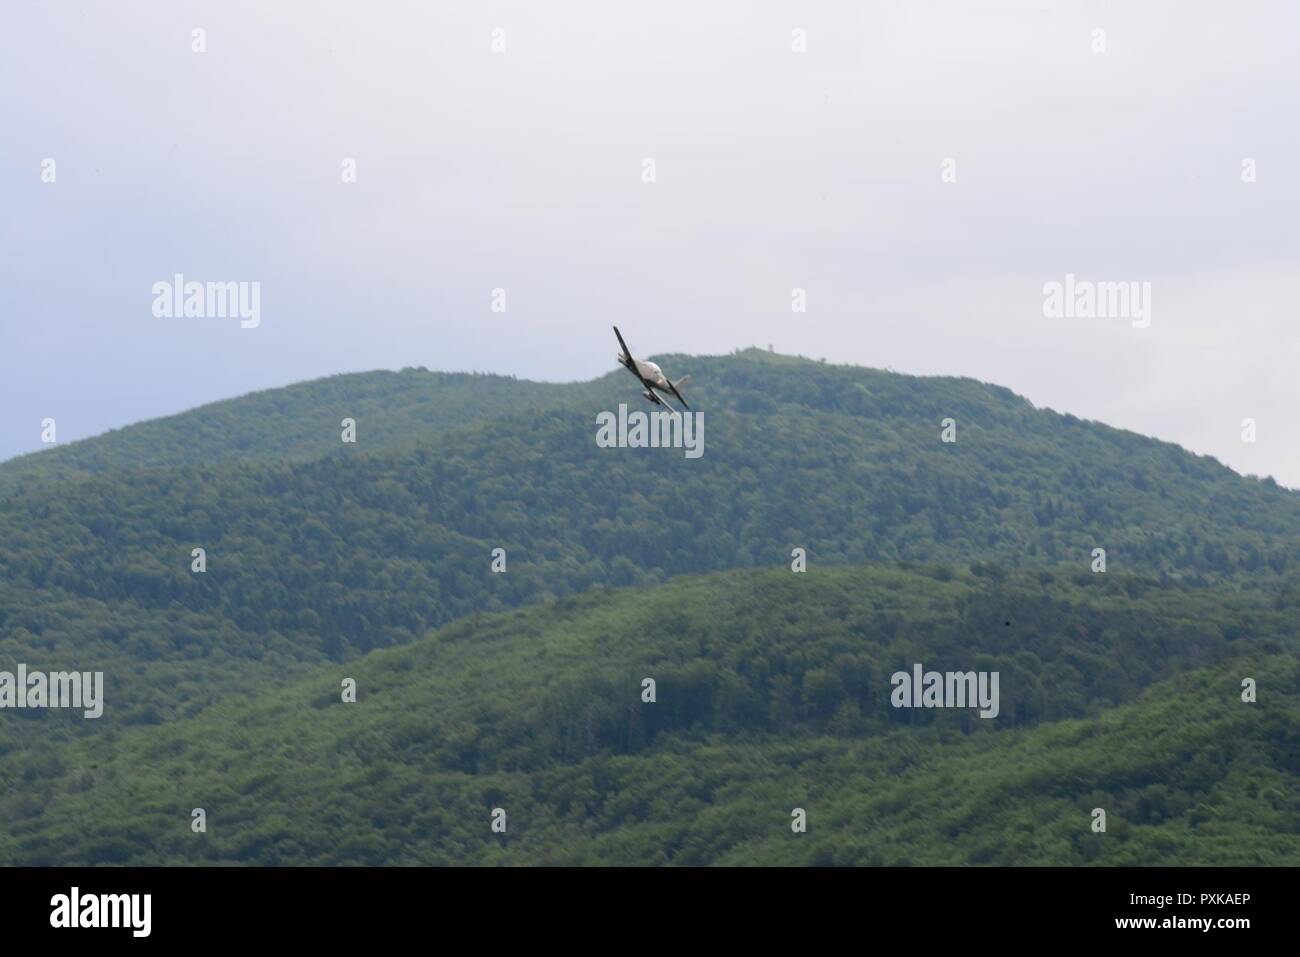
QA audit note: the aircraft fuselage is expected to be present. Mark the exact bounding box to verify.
[632,358,668,389]
[614,326,688,411]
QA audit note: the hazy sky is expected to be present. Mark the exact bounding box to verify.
[3,1,1298,484]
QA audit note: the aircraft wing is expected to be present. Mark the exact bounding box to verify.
[649,388,683,417]
[613,326,633,362]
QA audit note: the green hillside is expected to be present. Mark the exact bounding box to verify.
[3,353,1299,672]
[1,351,1297,865]
[0,368,574,489]
[2,564,1294,865]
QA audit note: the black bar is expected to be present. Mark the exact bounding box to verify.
[1,866,1283,944]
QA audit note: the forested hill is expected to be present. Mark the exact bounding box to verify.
[2,351,1299,866]
[3,352,1300,694]
[2,349,1297,738]
[3,352,1299,659]
[5,348,1292,502]
[3,564,1295,865]
[0,369,574,488]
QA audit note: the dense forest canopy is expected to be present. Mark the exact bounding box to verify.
[1,352,1296,865]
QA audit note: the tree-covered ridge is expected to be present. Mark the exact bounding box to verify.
[2,353,1298,684]
[1,564,1293,865]
[0,368,573,490]
[3,352,1298,866]
[5,349,1292,496]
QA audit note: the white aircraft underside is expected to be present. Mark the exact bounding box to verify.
[613,326,690,415]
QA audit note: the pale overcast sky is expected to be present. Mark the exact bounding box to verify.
[2,1,1297,483]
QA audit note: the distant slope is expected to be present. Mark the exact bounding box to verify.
[3,564,1294,865]
[6,349,1292,498]
[0,368,575,489]
[4,351,1300,865]
[3,353,1299,676]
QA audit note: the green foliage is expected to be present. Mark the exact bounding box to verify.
[2,355,1297,676]
[0,368,567,489]
[0,564,1295,865]
[1,352,1297,865]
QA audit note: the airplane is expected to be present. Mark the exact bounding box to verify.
[613,326,690,414]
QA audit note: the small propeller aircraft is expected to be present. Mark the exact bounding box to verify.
[613,326,690,414]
